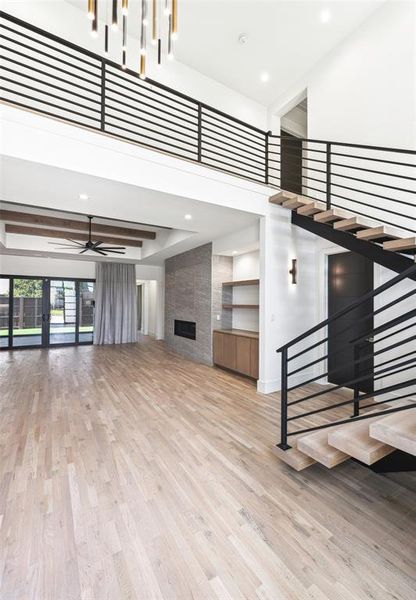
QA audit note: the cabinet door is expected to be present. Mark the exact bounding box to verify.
[222,334,236,370]
[250,338,259,379]
[213,331,224,366]
[236,336,252,376]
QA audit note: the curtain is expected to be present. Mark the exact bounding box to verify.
[94,262,137,345]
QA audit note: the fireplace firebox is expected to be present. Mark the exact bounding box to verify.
[174,320,196,340]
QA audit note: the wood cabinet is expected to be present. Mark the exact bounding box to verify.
[213,330,259,380]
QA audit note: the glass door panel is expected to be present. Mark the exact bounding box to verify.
[49,280,76,345]
[0,278,10,348]
[78,281,95,343]
[12,278,44,347]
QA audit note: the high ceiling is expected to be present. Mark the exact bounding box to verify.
[63,0,384,106]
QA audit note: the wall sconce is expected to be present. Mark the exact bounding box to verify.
[289,258,297,284]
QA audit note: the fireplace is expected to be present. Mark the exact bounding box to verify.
[174,319,196,340]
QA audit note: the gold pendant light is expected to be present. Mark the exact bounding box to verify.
[87,0,178,79]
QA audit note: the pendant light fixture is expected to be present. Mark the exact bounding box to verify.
[87,0,179,78]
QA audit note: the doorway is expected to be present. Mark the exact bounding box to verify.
[280,96,307,194]
[0,276,95,350]
[327,252,374,393]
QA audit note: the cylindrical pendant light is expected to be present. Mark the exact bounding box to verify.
[91,0,98,37]
[152,0,157,45]
[122,0,128,16]
[111,0,118,30]
[87,0,95,20]
[140,54,146,79]
[104,24,109,55]
[172,0,177,39]
[122,14,127,50]
[122,50,126,69]
[167,13,173,60]
[140,0,146,55]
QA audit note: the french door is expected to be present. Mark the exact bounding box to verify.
[0,276,95,350]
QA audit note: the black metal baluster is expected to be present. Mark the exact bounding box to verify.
[278,347,291,450]
[100,60,105,132]
[197,102,202,162]
[326,142,331,209]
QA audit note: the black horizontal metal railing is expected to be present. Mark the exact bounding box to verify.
[0,11,267,184]
[276,263,416,449]
[268,135,416,236]
[1,9,416,232]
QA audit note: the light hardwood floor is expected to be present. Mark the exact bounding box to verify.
[0,338,415,600]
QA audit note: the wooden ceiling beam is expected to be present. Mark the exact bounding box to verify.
[5,224,143,247]
[0,210,156,240]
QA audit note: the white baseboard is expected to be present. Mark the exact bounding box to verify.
[257,379,280,394]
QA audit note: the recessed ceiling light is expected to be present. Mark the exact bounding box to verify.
[184,214,192,220]
[320,9,331,24]
[232,250,238,255]
[79,193,89,200]
[260,72,270,83]
[238,33,248,45]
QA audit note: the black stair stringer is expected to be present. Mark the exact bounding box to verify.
[292,212,416,280]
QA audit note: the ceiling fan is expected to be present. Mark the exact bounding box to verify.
[51,215,126,256]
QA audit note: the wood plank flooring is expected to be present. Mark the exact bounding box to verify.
[0,338,415,600]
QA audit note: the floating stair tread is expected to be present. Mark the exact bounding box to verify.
[269,191,298,205]
[297,430,350,469]
[314,209,344,223]
[297,202,325,216]
[282,197,307,209]
[383,237,416,252]
[356,226,398,242]
[369,409,416,457]
[333,217,368,232]
[272,445,316,471]
[328,415,394,465]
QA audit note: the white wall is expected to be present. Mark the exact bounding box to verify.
[232,250,259,332]
[259,205,319,393]
[0,254,96,278]
[307,0,416,148]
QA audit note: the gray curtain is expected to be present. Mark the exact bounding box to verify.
[94,262,137,345]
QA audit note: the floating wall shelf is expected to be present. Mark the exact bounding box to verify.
[222,304,259,309]
[222,279,259,287]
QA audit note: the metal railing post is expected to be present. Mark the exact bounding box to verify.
[265,130,271,185]
[352,342,360,417]
[197,102,202,162]
[278,347,291,450]
[100,60,105,132]
[326,142,331,209]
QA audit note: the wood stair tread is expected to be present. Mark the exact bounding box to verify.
[383,237,416,252]
[297,202,325,216]
[314,209,344,223]
[272,445,316,471]
[333,217,369,232]
[297,430,349,468]
[269,191,298,205]
[356,226,398,242]
[328,414,395,465]
[369,408,416,457]
[282,196,312,209]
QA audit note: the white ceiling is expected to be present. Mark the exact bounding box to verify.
[64,0,384,106]
[0,158,260,264]
[175,0,384,105]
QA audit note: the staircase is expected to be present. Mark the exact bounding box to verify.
[270,171,415,473]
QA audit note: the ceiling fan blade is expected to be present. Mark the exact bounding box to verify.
[100,249,126,255]
[96,246,126,250]
[94,248,108,256]
[79,248,90,254]
[91,240,103,248]
[65,238,86,247]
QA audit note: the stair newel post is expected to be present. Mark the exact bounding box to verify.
[326,142,331,210]
[352,342,360,417]
[278,347,291,450]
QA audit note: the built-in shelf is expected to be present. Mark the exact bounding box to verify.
[222,304,259,309]
[222,279,259,287]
